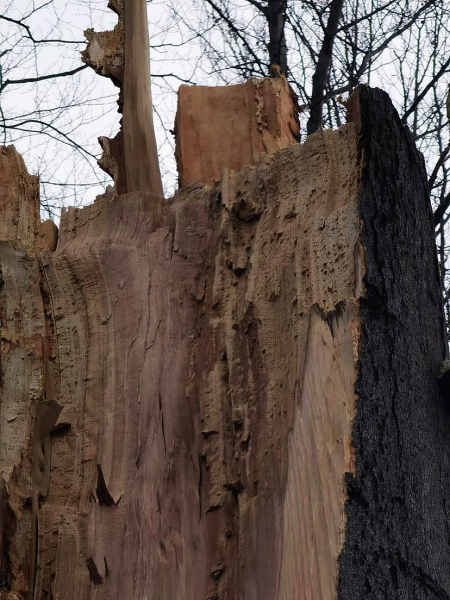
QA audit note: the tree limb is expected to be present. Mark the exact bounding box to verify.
[0,15,85,45]
[203,0,266,76]
[267,0,288,76]
[244,0,268,15]
[0,65,88,94]
[429,145,450,193]
[336,0,398,33]
[402,56,450,123]
[434,191,450,227]
[306,0,344,136]
[3,119,98,159]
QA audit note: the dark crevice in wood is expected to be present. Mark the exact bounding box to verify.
[96,465,118,507]
[87,557,103,586]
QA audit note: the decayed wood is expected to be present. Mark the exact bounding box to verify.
[2,83,447,599]
[82,0,163,197]
[0,147,55,251]
[175,75,300,187]
[0,147,61,599]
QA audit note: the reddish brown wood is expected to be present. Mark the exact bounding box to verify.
[175,76,300,187]
[0,2,448,598]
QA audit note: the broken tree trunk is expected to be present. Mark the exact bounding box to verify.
[175,76,300,187]
[1,85,449,600]
[1,1,450,598]
[82,0,163,196]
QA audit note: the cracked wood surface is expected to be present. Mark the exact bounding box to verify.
[0,112,361,598]
[175,76,300,187]
[0,87,448,599]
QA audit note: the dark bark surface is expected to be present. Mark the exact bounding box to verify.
[339,87,450,598]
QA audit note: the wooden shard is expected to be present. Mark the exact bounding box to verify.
[175,75,301,187]
[82,0,163,197]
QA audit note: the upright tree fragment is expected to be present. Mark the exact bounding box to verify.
[175,75,300,187]
[82,0,163,197]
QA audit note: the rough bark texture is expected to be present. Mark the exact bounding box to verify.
[0,85,447,599]
[175,75,300,187]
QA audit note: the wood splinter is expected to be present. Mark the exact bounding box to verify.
[82,0,163,198]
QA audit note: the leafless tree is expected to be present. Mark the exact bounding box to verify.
[0,1,119,217]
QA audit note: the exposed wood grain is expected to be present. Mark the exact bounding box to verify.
[0,111,362,597]
[82,0,163,197]
[123,0,162,195]
[175,76,300,187]
[0,87,447,599]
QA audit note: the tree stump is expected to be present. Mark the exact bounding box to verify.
[0,84,448,599]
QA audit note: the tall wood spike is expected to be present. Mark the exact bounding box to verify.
[82,0,163,197]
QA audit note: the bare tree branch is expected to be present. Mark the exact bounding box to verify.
[402,56,450,123]
[0,65,88,93]
[434,191,450,227]
[336,0,398,33]
[0,15,85,45]
[3,119,99,159]
[307,0,344,135]
[429,143,450,192]
[244,0,268,15]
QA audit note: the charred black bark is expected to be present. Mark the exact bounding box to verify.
[339,87,450,598]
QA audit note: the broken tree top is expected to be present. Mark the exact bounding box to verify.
[0,0,449,598]
[175,76,300,187]
[82,0,163,197]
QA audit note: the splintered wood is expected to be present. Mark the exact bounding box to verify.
[1,85,449,600]
[175,76,301,187]
[82,0,162,196]
[0,117,361,597]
